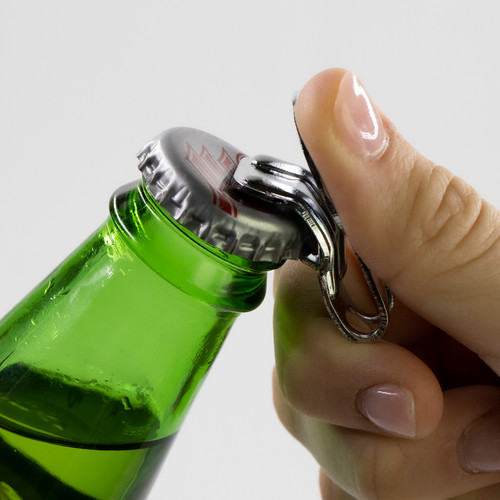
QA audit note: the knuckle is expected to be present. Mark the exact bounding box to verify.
[393,160,498,282]
[273,318,313,414]
[416,166,500,276]
[418,166,481,248]
[351,440,409,500]
[272,371,300,439]
[278,351,315,414]
[275,324,332,418]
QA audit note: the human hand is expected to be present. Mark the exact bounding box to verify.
[273,68,500,500]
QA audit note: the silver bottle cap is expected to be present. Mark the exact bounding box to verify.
[137,127,308,264]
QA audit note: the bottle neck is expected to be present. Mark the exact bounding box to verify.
[109,181,276,313]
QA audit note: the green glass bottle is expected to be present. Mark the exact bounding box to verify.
[0,128,304,499]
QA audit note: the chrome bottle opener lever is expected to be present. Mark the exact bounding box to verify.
[232,154,393,342]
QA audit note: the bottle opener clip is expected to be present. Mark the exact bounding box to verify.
[232,152,394,342]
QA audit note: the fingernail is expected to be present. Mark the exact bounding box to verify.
[458,411,500,472]
[334,71,388,159]
[356,384,416,437]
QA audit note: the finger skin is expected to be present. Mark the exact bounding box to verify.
[319,468,500,500]
[274,376,500,500]
[274,261,443,438]
[294,68,500,365]
[320,469,357,500]
[273,67,500,499]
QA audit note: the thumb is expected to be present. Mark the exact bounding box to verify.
[294,68,500,367]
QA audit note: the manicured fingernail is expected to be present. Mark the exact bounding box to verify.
[356,384,416,437]
[334,71,388,159]
[458,411,500,472]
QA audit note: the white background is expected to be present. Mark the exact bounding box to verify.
[2,2,500,499]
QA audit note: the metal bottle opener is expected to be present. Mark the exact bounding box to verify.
[232,143,394,342]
